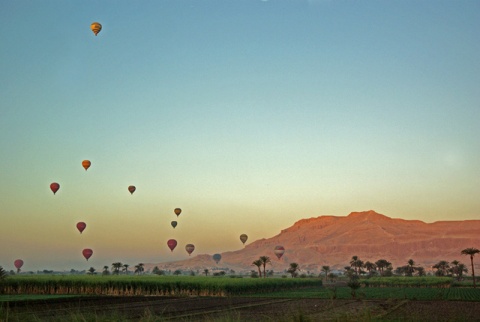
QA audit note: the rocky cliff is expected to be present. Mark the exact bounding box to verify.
[147,210,480,273]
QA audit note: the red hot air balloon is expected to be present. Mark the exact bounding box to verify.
[82,248,93,261]
[50,182,60,195]
[185,244,195,256]
[274,246,285,259]
[76,222,86,234]
[167,239,177,252]
[240,234,248,245]
[174,208,182,217]
[82,160,91,171]
[14,259,24,273]
[128,185,136,194]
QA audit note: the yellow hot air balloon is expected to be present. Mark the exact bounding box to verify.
[90,22,102,36]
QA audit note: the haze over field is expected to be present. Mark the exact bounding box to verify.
[1,1,479,271]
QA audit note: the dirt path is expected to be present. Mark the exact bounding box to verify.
[4,296,480,321]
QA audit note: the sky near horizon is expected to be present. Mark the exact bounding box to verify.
[1,0,479,272]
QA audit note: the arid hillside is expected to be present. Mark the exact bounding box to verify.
[147,210,480,273]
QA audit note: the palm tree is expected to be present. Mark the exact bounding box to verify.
[252,259,262,278]
[87,267,96,275]
[0,266,7,281]
[111,262,123,275]
[134,263,145,275]
[432,260,450,276]
[259,256,271,278]
[375,259,392,275]
[350,256,359,274]
[416,267,426,276]
[406,259,415,276]
[321,266,330,282]
[102,266,110,276]
[204,269,209,276]
[287,263,300,278]
[364,261,376,274]
[350,256,363,275]
[123,264,129,275]
[461,247,480,288]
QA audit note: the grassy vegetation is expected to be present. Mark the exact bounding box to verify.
[0,275,322,297]
[361,276,452,288]
[246,285,480,301]
[0,294,80,302]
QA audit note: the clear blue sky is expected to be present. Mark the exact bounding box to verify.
[1,0,479,271]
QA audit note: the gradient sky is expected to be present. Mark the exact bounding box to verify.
[1,0,479,272]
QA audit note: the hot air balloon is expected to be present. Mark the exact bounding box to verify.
[185,244,195,256]
[82,160,91,171]
[171,221,177,229]
[90,22,102,36]
[212,253,222,264]
[240,234,248,245]
[274,246,285,259]
[174,208,182,217]
[50,182,60,195]
[76,222,86,234]
[82,248,93,261]
[128,185,136,194]
[14,259,24,273]
[167,239,177,252]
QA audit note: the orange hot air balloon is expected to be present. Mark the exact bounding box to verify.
[167,239,177,252]
[82,160,91,171]
[174,208,182,217]
[14,259,24,273]
[82,248,93,261]
[240,234,248,245]
[274,246,285,259]
[185,244,195,256]
[90,22,102,36]
[76,222,86,234]
[128,185,136,194]
[171,221,177,229]
[50,182,60,195]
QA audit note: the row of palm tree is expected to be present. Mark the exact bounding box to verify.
[348,256,394,276]
[251,256,271,278]
[95,262,145,275]
[346,248,479,287]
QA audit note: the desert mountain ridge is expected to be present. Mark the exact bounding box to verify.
[146,210,480,273]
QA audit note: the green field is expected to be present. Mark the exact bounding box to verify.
[246,285,480,301]
[2,275,480,301]
[0,275,321,296]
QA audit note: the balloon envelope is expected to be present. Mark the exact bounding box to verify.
[213,253,222,264]
[128,185,136,194]
[274,246,285,259]
[50,182,60,195]
[167,239,177,252]
[76,222,86,234]
[82,248,93,261]
[171,221,177,229]
[174,208,182,216]
[90,22,102,36]
[14,259,24,270]
[240,234,248,245]
[185,244,195,256]
[82,160,91,171]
